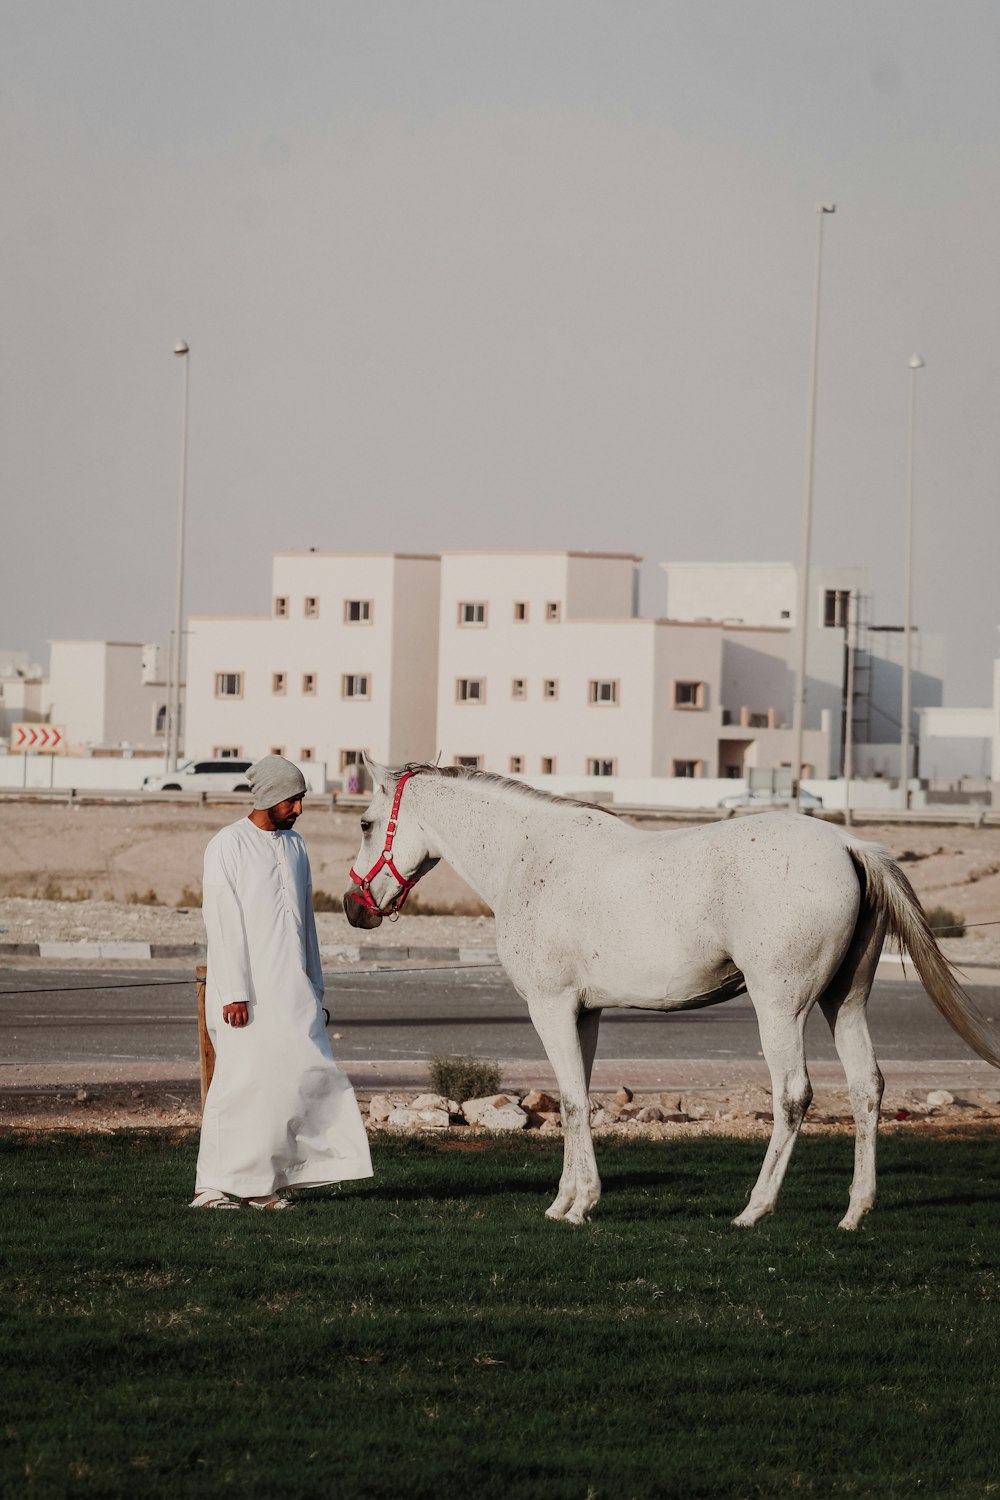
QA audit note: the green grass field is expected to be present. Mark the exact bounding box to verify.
[3,1130,1000,1499]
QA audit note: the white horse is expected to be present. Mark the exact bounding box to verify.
[344,759,999,1228]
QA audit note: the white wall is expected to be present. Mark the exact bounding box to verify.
[918,705,994,780]
[661,561,798,625]
[0,752,326,792]
[387,555,440,764]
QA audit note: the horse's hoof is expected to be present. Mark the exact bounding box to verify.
[545,1204,569,1221]
[731,1214,756,1229]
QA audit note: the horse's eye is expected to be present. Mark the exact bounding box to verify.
[360,820,372,835]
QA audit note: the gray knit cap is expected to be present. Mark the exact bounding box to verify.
[246,755,307,810]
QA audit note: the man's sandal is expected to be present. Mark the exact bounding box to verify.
[189,1190,240,1210]
[247,1195,295,1211]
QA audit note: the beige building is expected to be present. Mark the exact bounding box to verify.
[184,552,440,774]
[43,641,170,753]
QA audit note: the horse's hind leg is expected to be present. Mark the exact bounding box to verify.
[819,941,884,1230]
[733,1002,812,1227]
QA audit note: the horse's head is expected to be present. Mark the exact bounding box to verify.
[343,755,439,927]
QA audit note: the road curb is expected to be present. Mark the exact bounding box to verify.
[0,940,501,966]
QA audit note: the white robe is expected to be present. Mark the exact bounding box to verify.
[195,817,373,1197]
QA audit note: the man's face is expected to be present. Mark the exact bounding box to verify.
[268,796,303,830]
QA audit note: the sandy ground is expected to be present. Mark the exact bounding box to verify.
[1,800,999,960]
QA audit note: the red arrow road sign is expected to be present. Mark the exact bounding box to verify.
[10,722,66,754]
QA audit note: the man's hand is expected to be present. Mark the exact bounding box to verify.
[223,1002,249,1028]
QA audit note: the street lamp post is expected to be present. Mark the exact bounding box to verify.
[167,341,190,774]
[791,203,836,810]
[900,354,924,808]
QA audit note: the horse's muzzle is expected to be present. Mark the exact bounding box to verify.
[343,890,384,929]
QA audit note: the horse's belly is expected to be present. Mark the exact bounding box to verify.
[582,960,746,1013]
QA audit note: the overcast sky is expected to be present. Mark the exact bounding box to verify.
[3,1,998,703]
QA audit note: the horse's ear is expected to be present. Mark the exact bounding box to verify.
[362,751,389,793]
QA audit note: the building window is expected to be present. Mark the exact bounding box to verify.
[274,596,289,618]
[300,747,315,762]
[514,601,529,622]
[342,674,370,700]
[543,679,558,700]
[302,672,317,695]
[780,609,790,620]
[215,672,243,698]
[509,755,524,774]
[153,704,167,734]
[304,596,319,618]
[454,755,482,769]
[673,680,705,709]
[545,601,560,622]
[541,756,556,774]
[587,758,615,776]
[673,759,701,778]
[458,601,487,626]
[213,746,241,758]
[270,746,285,757]
[272,672,287,696]
[588,679,618,705]
[456,677,485,703]
[511,678,527,700]
[824,589,849,628]
[345,599,372,624]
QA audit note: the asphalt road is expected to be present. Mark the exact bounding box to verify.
[1,964,997,1068]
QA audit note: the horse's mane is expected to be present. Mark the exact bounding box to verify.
[398,762,620,818]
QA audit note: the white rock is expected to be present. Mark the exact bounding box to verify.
[387,1106,450,1129]
[411,1093,451,1111]
[463,1100,528,1130]
[926,1089,954,1109]
[462,1094,512,1121]
[367,1093,395,1123]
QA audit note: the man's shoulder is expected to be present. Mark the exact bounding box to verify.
[206,818,250,855]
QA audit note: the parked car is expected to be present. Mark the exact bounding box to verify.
[142,758,254,792]
[717,787,824,812]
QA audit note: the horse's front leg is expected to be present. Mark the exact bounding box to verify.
[527,994,600,1224]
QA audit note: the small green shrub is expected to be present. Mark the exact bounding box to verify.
[312,888,341,913]
[924,904,966,937]
[429,1053,502,1103]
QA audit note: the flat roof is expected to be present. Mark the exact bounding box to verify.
[272,551,439,561]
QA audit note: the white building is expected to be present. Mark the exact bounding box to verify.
[434,552,829,780]
[181,549,946,789]
[42,641,170,754]
[662,562,945,779]
[184,552,440,774]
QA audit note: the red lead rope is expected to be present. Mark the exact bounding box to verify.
[348,771,420,918]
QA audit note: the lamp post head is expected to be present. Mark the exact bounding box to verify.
[817,202,836,214]
[909,354,924,370]
[173,340,189,357]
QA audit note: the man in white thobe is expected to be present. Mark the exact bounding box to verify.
[191,755,373,1210]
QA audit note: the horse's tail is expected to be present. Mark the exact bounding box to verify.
[846,839,1000,1069]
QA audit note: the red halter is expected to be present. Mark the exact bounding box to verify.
[348,771,422,920]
